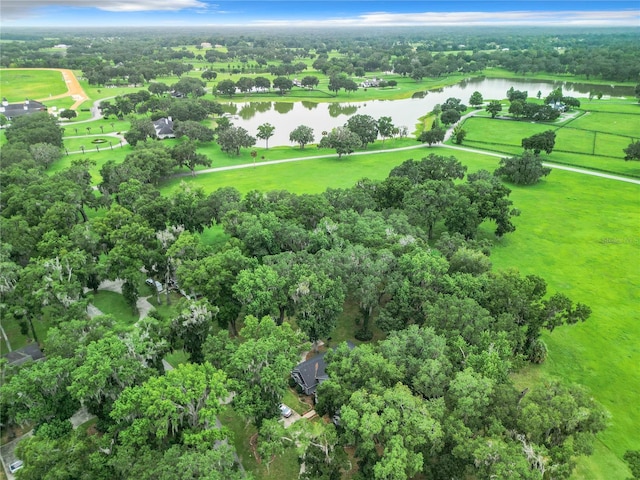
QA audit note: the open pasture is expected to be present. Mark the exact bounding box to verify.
[594,132,636,158]
[160,144,470,196]
[554,127,595,154]
[550,151,640,178]
[579,99,640,114]
[461,111,639,176]
[569,110,640,137]
[0,69,68,101]
[490,169,640,478]
[463,116,552,145]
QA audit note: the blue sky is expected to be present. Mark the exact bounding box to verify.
[2,1,638,28]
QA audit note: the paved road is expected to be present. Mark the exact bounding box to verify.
[444,144,640,185]
[172,137,640,186]
[168,108,639,186]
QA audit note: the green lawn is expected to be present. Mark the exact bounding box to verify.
[549,151,640,178]
[0,69,68,101]
[160,143,443,196]
[488,169,639,479]
[459,110,640,177]
[594,132,636,158]
[91,290,139,327]
[555,128,596,155]
[282,388,312,415]
[569,111,640,137]
[0,316,48,354]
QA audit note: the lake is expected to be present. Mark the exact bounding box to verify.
[220,77,634,147]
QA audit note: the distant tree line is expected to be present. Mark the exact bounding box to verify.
[2,29,638,82]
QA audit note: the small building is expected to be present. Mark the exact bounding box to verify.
[153,117,175,139]
[0,97,48,120]
[360,77,381,88]
[3,343,45,367]
[291,342,354,396]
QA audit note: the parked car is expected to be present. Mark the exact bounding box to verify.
[279,404,293,418]
[9,460,24,473]
[145,278,163,293]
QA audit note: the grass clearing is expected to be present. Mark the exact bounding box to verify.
[91,290,139,326]
[0,317,47,354]
[0,69,68,100]
[488,169,639,478]
[283,388,312,415]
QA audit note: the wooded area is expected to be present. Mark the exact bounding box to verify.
[1,26,638,480]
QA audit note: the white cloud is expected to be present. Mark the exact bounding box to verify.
[249,10,640,27]
[1,0,208,20]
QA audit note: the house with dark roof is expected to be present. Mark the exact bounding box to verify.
[3,343,45,367]
[153,117,175,139]
[0,97,48,120]
[291,342,354,396]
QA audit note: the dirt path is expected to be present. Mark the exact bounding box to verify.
[2,67,89,110]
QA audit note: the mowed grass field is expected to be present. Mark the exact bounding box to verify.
[490,170,639,479]
[158,144,639,479]
[0,69,68,101]
[460,106,640,177]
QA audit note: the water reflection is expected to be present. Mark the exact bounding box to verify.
[238,102,273,120]
[238,105,255,120]
[221,77,635,147]
[274,102,295,114]
[301,101,318,111]
[221,103,238,115]
[328,103,359,117]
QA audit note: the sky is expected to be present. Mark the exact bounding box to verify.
[1,0,638,28]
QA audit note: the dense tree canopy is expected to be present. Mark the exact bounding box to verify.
[4,112,63,147]
[0,28,621,479]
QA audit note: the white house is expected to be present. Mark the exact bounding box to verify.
[153,117,175,139]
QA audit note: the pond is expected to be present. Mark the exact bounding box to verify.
[220,77,634,147]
